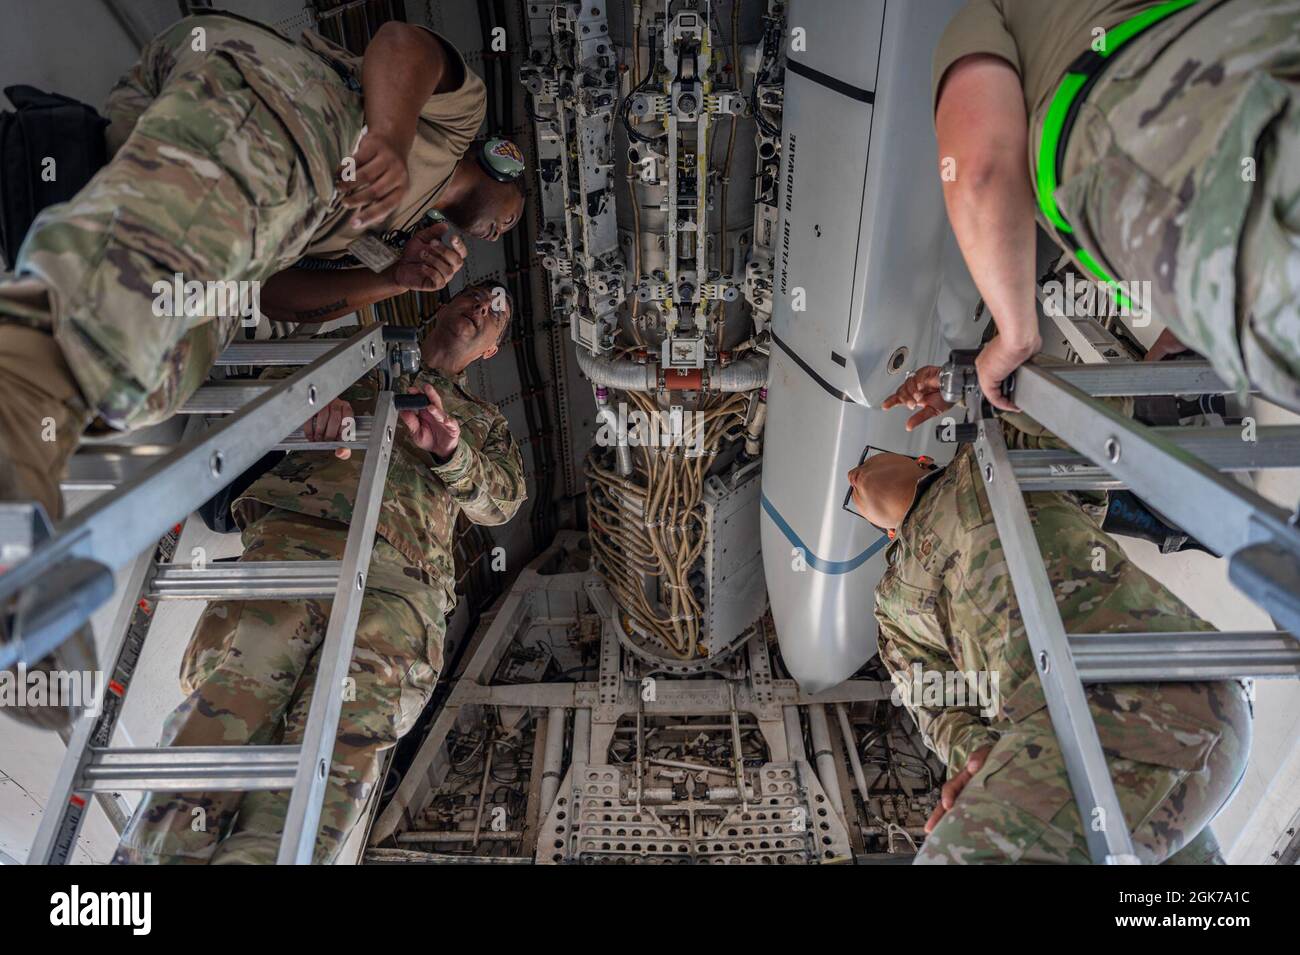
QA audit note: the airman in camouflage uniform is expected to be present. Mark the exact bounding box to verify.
[0,11,499,515]
[1058,0,1300,408]
[113,286,526,864]
[852,367,1251,864]
[934,0,1300,413]
[0,10,517,729]
[0,14,361,491]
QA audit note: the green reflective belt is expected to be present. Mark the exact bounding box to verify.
[1035,0,1202,308]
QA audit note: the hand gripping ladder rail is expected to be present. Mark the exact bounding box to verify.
[0,324,428,864]
[939,347,1300,865]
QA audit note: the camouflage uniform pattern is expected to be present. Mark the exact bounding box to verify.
[113,511,446,865]
[239,352,527,610]
[0,13,362,428]
[874,415,1251,864]
[1055,0,1300,407]
[114,363,524,864]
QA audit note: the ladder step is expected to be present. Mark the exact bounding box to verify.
[1069,630,1300,682]
[214,342,342,366]
[1010,425,1300,490]
[149,561,341,600]
[79,745,301,792]
[1035,361,1235,397]
[179,383,271,414]
[60,446,172,493]
[279,419,373,451]
[60,420,377,490]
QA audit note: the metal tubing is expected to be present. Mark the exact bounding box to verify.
[807,704,845,820]
[1018,360,1233,397]
[540,707,566,815]
[213,342,342,366]
[575,348,768,393]
[80,745,301,792]
[1009,425,1300,490]
[1070,630,1300,682]
[834,703,871,805]
[149,561,341,600]
[28,546,157,863]
[1012,361,1300,633]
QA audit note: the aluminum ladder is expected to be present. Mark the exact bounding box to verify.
[940,341,1300,865]
[1,325,421,864]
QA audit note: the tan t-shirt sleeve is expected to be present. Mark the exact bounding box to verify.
[414,27,486,155]
[295,26,488,248]
[297,26,484,150]
[931,0,1023,112]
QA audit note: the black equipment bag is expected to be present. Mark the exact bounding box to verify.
[197,450,288,534]
[0,85,109,267]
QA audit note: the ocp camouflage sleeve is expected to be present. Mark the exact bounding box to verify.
[431,407,526,526]
[875,577,1000,773]
[235,340,526,609]
[999,396,1134,453]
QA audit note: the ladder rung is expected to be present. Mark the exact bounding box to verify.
[1010,425,1300,489]
[277,418,373,451]
[79,745,301,792]
[61,446,171,492]
[59,422,375,491]
[1070,630,1300,682]
[179,383,271,414]
[214,342,342,366]
[148,561,342,600]
[1038,361,1234,397]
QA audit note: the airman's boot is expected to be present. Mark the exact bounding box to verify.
[0,318,96,731]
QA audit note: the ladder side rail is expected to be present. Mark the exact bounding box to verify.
[0,324,388,672]
[29,542,163,863]
[974,419,1140,864]
[277,392,399,864]
[1011,361,1300,634]
[33,420,202,863]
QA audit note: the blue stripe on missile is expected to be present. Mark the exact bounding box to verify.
[760,492,889,575]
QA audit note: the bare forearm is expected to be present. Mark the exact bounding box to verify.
[942,155,1040,349]
[260,267,403,324]
[936,56,1040,351]
[362,23,448,155]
